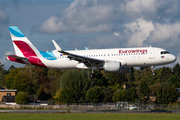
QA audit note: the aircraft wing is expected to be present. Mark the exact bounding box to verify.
[52,40,104,67]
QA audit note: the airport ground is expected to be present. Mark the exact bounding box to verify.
[0,113,180,120]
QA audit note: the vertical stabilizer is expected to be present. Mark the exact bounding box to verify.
[9,26,39,58]
[8,26,46,67]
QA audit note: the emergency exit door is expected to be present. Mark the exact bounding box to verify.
[149,49,155,59]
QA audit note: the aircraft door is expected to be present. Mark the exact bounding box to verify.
[149,49,155,59]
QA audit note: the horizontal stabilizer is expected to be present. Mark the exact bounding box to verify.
[5,55,27,60]
[5,55,30,64]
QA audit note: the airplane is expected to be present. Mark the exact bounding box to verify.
[6,26,177,79]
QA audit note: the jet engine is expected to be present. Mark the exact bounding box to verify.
[102,61,130,73]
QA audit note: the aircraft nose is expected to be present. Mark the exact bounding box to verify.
[171,55,177,62]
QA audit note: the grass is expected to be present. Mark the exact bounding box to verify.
[0,113,180,120]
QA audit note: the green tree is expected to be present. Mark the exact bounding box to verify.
[128,87,138,102]
[106,72,127,86]
[0,62,9,84]
[13,72,34,94]
[86,86,104,103]
[28,66,54,99]
[60,70,94,103]
[8,65,15,71]
[59,88,74,105]
[36,84,51,100]
[102,87,113,102]
[129,67,135,82]
[156,84,179,104]
[160,67,172,82]
[4,68,19,89]
[167,74,180,87]
[113,89,129,102]
[15,92,29,104]
[173,63,180,77]
[139,80,149,102]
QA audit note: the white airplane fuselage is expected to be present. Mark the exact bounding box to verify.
[37,47,176,69]
[6,26,176,77]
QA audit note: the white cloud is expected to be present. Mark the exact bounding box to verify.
[114,32,119,36]
[38,16,63,34]
[25,0,180,53]
[0,51,12,68]
[146,22,180,47]
[124,18,154,46]
[37,0,180,36]
[176,53,180,63]
[5,51,12,55]
[0,9,9,24]
[38,0,115,34]
[125,0,156,15]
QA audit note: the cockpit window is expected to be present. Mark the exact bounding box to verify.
[161,51,170,54]
[164,51,170,54]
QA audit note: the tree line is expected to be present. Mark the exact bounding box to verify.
[0,62,180,104]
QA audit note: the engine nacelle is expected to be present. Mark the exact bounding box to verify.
[103,61,121,72]
[103,61,130,73]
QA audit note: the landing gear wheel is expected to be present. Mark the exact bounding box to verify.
[151,66,156,76]
[96,74,102,79]
[89,73,95,79]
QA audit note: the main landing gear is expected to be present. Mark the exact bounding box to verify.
[89,73,103,79]
[151,66,155,76]
[89,68,102,79]
[89,73,96,79]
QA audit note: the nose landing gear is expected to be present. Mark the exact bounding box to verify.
[151,66,155,76]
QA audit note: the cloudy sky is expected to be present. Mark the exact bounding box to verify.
[0,0,180,69]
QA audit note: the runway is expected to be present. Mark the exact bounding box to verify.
[1,110,180,113]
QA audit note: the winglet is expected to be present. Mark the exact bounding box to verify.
[85,47,88,50]
[52,40,62,52]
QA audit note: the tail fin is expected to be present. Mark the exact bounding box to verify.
[9,26,39,58]
[8,26,46,67]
